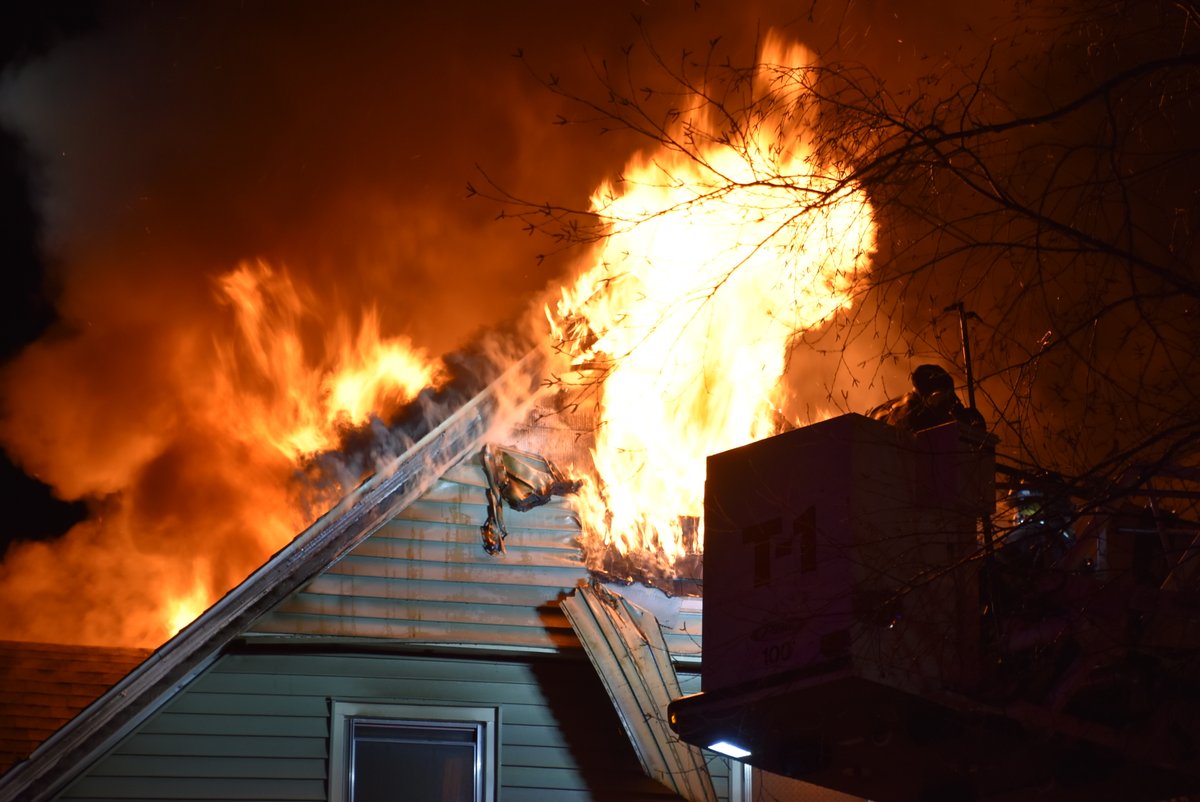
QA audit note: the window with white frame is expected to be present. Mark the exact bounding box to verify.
[329,701,498,802]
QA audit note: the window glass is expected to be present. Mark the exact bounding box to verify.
[329,701,497,802]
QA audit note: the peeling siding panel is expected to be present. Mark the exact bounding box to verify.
[247,454,590,652]
[56,651,682,802]
[563,587,716,802]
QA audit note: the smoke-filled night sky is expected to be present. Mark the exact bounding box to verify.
[5,0,1188,646]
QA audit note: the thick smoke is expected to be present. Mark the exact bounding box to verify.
[0,0,1080,646]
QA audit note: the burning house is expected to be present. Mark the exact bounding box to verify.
[5,355,1200,802]
[0,23,878,802]
[0,355,742,802]
[3,3,1200,801]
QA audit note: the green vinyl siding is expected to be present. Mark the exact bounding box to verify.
[245,452,702,666]
[57,650,684,802]
[247,458,591,653]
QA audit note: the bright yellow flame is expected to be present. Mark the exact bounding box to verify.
[550,34,876,571]
[165,582,208,638]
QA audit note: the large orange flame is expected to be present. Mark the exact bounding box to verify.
[0,259,445,647]
[212,261,443,464]
[549,35,877,572]
[150,261,445,637]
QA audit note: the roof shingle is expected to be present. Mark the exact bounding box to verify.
[0,641,150,774]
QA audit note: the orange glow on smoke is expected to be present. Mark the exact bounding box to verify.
[549,35,876,572]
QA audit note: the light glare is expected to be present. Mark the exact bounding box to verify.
[708,740,752,759]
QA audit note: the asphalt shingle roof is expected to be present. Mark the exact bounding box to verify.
[0,641,150,775]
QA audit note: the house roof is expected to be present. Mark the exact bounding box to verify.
[0,352,543,802]
[0,349,711,802]
[0,641,151,776]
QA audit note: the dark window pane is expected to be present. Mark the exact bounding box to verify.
[351,719,479,802]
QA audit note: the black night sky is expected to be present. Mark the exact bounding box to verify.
[0,4,98,550]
